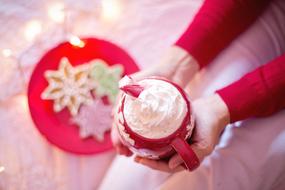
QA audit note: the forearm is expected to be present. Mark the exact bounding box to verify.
[216,54,285,123]
[175,0,271,68]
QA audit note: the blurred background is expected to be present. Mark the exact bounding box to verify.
[0,0,201,189]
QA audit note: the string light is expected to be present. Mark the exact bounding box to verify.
[2,49,12,58]
[18,94,28,111]
[48,2,65,23]
[24,20,43,42]
[68,35,85,48]
[102,0,122,21]
[0,166,5,173]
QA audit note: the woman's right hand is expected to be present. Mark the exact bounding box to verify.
[111,46,200,156]
[134,94,230,172]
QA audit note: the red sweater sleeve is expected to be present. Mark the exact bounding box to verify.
[175,0,271,68]
[217,54,285,123]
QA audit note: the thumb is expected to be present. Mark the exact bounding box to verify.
[118,67,160,88]
[130,65,161,81]
[111,123,121,146]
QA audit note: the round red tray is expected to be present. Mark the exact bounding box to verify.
[28,38,139,154]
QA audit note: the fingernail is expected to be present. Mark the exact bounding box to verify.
[134,157,141,163]
[116,147,125,155]
[116,147,123,155]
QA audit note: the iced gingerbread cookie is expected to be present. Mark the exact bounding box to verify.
[72,99,112,141]
[41,57,93,116]
[89,59,123,104]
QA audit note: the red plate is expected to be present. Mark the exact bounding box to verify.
[28,38,139,154]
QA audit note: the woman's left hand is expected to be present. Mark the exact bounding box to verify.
[134,94,230,173]
[111,46,199,156]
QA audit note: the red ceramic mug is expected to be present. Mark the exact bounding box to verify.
[115,76,199,171]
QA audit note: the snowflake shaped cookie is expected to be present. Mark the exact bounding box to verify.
[72,99,112,141]
[89,59,123,104]
[41,57,93,116]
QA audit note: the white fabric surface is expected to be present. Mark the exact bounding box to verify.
[99,0,285,190]
[0,0,202,189]
[0,95,115,190]
[1,0,284,189]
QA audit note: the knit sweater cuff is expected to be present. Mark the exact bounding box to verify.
[216,76,267,123]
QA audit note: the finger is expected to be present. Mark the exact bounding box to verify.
[135,157,171,172]
[116,144,133,157]
[111,123,133,156]
[111,109,125,147]
[168,154,184,169]
[130,67,160,81]
[111,92,123,117]
[134,157,185,173]
[110,123,120,146]
[130,57,177,81]
[172,165,185,173]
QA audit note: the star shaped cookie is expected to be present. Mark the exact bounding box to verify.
[89,59,123,104]
[41,57,93,116]
[72,99,112,141]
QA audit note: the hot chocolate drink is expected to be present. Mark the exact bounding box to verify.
[123,78,187,139]
[115,76,199,170]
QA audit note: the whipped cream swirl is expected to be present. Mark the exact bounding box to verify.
[123,79,187,139]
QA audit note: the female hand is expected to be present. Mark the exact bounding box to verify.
[134,94,230,173]
[111,46,199,156]
[131,45,199,87]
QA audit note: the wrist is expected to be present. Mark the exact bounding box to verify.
[171,45,199,70]
[204,94,230,132]
[160,46,199,72]
[161,46,199,87]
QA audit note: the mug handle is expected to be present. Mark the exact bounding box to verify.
[170,137,200,171]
